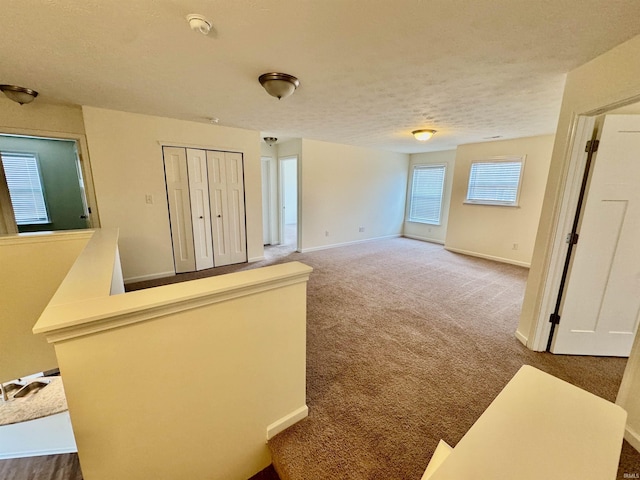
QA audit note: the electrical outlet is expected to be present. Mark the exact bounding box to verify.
[512,243,519,250]
[145,194,153,205]
[359,226,365,232]
[325,230,329,237]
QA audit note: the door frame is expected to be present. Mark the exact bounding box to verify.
[530,100,640,351]
[0,127,100,230]
[261,156,272,245]
[278,155,300,250]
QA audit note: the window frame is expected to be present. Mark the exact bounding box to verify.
[407,163,447,225]
[1,151,51,225]
[464,155,526,207]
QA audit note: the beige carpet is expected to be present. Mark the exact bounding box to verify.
[128,237,640,479]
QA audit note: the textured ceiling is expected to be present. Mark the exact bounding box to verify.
[2,1,640,153]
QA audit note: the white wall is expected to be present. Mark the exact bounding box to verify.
[299,139,409,251]
[403,150,456,244]
[0,98,85,136]
[445,135,554,267]
[82,107,263,282]
[0,231,91,382]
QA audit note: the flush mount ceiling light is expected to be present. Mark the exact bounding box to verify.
[0,85,38,105]
[412,129,437,141]
[258,73,299,100]
[186,14,212,35]
[264,137,278,147]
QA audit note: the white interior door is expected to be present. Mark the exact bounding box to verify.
[186,149,214,271]
[552,114,640,356]
[163,147,195,273]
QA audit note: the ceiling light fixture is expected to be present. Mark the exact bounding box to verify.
[0,85,38,105]
[412,129,437,141]
[258,73,299,100]
[264,137,278,147]
[186,14,212,35]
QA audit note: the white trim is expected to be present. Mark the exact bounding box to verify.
[0,229,93,246]
[624,425,640,453]
[402,234,444,245]
[249,255,265,262]
[530,115,596,351]
[300,234,401,253]
[515,329,528,346]
[38,267,312,343]
[266,405,309,441]
[156,139,242,154]
[444,246,530,268]
[124,271,176,284]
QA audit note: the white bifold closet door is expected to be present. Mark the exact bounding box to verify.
[186,148,215,270]
[163,146,247,273]
[207,151,247,267]
[163,147,196,273]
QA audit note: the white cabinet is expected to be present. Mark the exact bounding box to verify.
[163,147,247,273]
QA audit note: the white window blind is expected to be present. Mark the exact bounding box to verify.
[1,152,50,224]
[466,158,524,206]
[409,164,446,224]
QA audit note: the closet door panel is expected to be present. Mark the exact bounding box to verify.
[207,151,231,266]
[162,147,195,273]
[225,152,247,264]
[186,149,214,270]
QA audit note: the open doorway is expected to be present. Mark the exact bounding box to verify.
[0,134,93,233]
[279,156,298,249]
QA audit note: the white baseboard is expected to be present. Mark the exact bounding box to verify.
[515,330,528,346]
[625,425,640,453]
[124,270,175,284]
[266,405,308,441]
[402,234,444,245]
[248,256,265,262]
[444,247,531,268]
[300,234,401,254]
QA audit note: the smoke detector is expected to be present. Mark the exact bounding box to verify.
[186,14,212,35]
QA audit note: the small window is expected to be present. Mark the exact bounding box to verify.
[465,157,525,206]
[1,152,50,224]
[408,164,446,225]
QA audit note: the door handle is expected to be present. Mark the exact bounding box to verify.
[217,214,222,218]
[199,216,204,219]
[80,215,88,219]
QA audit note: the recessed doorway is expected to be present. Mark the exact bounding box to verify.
[279,156,298,249]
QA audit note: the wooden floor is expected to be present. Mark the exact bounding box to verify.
[0,454,280,480]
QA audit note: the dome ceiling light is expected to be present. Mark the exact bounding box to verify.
[0,85,38,105]
[412,129,437,141]
[258,73,299,100]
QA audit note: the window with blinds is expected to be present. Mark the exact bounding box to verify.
[408,164,446,224]
[465,157,524,206]
[1,152,50,224]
